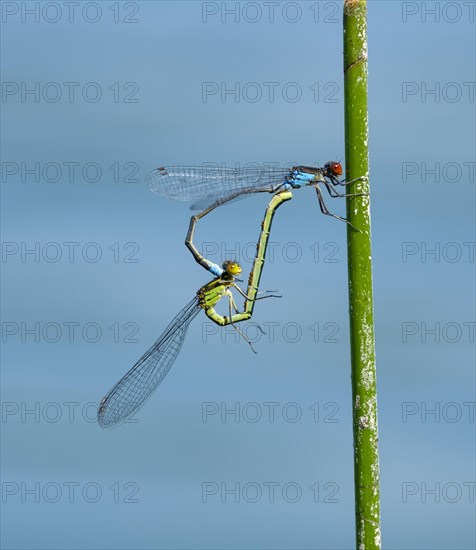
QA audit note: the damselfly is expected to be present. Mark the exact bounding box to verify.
[147,161,364,270]
[147,161,363,223]
[97,191,292,429]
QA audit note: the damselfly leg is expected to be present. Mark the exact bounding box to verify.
[315,186,361,232]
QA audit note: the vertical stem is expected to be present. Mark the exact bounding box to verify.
[343,1,381,548]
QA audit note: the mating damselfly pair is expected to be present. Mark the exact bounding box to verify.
[98,161,363,428]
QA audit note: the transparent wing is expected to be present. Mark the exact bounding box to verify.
[146,165,291,205]
[98,297,201,429]
[189,187,269,212]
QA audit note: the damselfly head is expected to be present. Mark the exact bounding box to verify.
[324,161,343,177]
[222,260,242,276]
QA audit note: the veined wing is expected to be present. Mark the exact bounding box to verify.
[146,165,291,204]
[98,297,200,429]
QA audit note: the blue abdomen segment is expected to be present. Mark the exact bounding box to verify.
[292,170,317,184]
[276,170,316,192]
[208,262,224,277]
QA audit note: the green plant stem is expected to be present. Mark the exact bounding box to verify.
[343,1,381,548]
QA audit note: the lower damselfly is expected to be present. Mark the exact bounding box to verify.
[97,191,292,429]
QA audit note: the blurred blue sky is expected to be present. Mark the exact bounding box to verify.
[1,1,475,548]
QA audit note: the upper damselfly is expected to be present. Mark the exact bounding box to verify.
[147,161,363,227]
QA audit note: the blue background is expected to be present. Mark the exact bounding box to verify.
[1,1,475,548]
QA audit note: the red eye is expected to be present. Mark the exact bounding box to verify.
[332,162,343,176]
